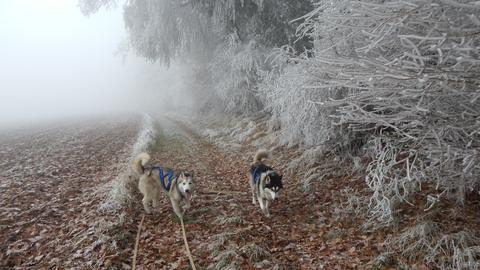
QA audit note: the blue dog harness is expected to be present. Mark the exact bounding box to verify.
[251,166,261,184]
[152,166,175,191]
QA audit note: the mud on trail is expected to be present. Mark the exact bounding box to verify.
[122,116,385,270]
[0,116,142,268]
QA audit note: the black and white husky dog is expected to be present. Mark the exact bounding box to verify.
[249,149,283,217]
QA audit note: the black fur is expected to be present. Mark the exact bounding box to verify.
[250,163,272,177]
[250,164,283,190]
[266,172,283,191]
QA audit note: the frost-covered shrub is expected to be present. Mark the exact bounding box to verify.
[258,49,365,157]
[209,35,266,114]
[102,114,157,211]
[283,0,480,222]
[259,63,341,147]
[389,221,480,270]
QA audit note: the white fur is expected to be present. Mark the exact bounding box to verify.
[265,189,276,200]
[132,152,151,174]
[134,153,194,218]
[253,149,269,163]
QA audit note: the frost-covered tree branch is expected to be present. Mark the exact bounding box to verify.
[260,0,480,223]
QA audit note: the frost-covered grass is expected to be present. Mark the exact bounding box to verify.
[240,243,271,263]
[206,231,242,270]
[100,113,158,212]
[209,249,240,270]
[88,114,160,260]
[131,113,157,156]
[215,216,246,226]
[333,188,368,219]
[389,221,480,270]
[205,217,274,269]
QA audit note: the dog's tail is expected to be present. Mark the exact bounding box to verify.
[253,149,269,164]
[132,152,151,174]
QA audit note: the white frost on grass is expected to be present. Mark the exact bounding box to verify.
[390,221,480,270]
[131,113,156,156]
[100,113,158,212]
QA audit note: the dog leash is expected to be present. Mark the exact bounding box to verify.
[180,217,197,270]
[131,214,145,270]
[131,215,197,270]
[133,167,196,269]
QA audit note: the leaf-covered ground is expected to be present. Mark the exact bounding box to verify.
[2,114,442,269]
[0,115,141,268]
[115,116,394,270]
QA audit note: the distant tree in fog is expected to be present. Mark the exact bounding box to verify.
[80,0,312,65]
[78,0,118,15]
[79,0,313,112]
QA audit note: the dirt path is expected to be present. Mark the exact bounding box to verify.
[0,115,141,269]
[0,114,385,269]
[128,116,383,269]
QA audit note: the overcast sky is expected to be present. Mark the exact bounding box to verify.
[0,0,176,125]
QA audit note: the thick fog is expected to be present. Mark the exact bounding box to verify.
[0,0,178,126]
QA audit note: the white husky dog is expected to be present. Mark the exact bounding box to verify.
[133,152,194,218]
